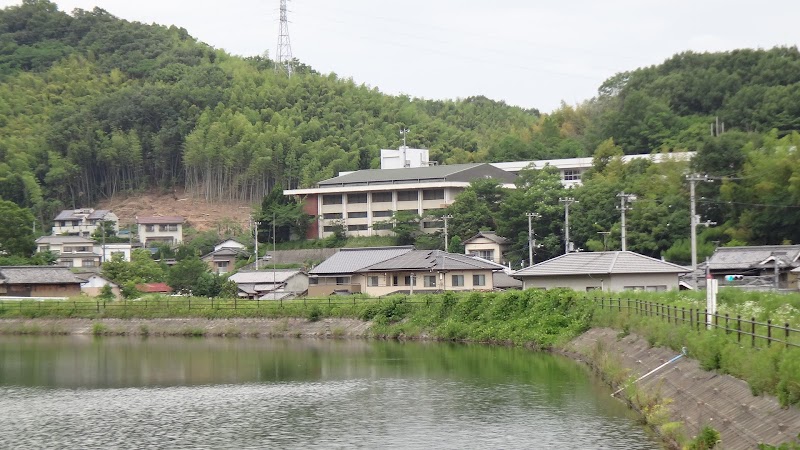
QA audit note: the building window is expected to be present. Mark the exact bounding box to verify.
[217,261,229,269]
[451,275,464,287]
[422,189,444,200]
[145,225,155,232]
[645,285,667,292]
[373,222,393,230]
[469,250,494,261]
[82,259,96,267]
[348,211,368,219]
[563,169,582,181]
[623,286,645,291]
[159,224,178,232]
[347,193,368,204]
[586,286,601,292]
[336,277,349,285]
[424,275,437,288]
[348,224,368,231]
[472,274,486,286]
[423,221,443,229]
[372,192,392,203]
[322,195,342,205]
[323,226,337,232]
[373,210,393,218]
[323,213,343,220]
[398,209,418,215]
[397,190,418,202]
[367,276,380,287]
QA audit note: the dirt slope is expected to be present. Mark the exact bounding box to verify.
[97,190,254,232]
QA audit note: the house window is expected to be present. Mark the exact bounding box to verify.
[348,224,368,231]
[473,274,486,286]
[159,224,178,232]
[373,210,393,218]
[372,192,392,203]
[336,277,349,285]
[323,213,343,219]
[322,194,342,205]
[586,287,601,292]
[397,190,418,202]
[424,275,437,288]
[39,245,50,252]
[348,211,368,219]
[367,276,380,287]
[452,275,464,287]
[217,261,229,269]
[145,225,155,232]
[347,193,368,204]
[111,251,124,258]
[469,250,494,261]
[645,285,667,292]
[423,221,443,229]
[422,189,444,200]
[623,286,645,291]
[82,259,96,267]
[563,169,582,181]
[323,226,337,232]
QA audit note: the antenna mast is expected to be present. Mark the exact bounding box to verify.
[276,0,293,77]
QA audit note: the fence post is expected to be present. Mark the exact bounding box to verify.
[786,323,791,348]
[737,315,741,343]
[681,307,685,324]
[96,301,100,313]
[618,298,621,312]
[690,308,693,329]
[704,309,708,330]
[725,313,729,334]
[767,320,772,347]
[751,317,756,347]
[627,298,631,312]
[600,297,604,309]
[234,297,237,310]
[713,310,718,329]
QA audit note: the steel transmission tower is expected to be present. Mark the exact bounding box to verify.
[276,0,293,76]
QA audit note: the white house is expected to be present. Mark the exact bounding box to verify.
[52,208,119,237]
[97,243,133,262]
[463,231,511,264]
[77,273,121,299]
[513,251,690,292]
[35,236,101,268]
[227,270,309,300]
[136,216,185,246]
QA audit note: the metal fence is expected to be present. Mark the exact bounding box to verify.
[593,296,799,349]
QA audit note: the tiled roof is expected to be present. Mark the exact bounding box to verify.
[135,216,185,224]
[228,270,303,284]
[53,209,113,221]
[493,271,523,289]
[513,251,689,277]
[317,163,516,187]
[135,282,172,293]
[361,250,504,272]
[0,266,84,284]
[309,246,414,275]
[707,245,800,271]
[36,236,96,245]
[463,230,510,245]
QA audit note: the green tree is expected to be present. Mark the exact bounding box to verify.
[447,235,464,254]
[0,200,35,257]
[390,210,421,246]
[167,256,208,294]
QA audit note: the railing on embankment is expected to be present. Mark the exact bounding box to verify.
[591,296,800,349]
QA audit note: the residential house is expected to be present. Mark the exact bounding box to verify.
[357,250,505,296]
[214,239,247,252]
[285,163,517,239]
[136,216,185,246]
[228,270,309,300]
[0,266,83,297]
[99,243,133,262]
[513,251,689,292]
[51,208,119,237]
[706,245,800,290]
[77,273,121,299]
[35,236,101,268]
[308,246,415,296]
[463,231,511,264]
[202,247,250,274]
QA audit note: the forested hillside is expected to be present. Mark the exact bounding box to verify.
[1,0,799,262]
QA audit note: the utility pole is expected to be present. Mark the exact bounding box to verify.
[441,215,453,251]
[617,192,636,251]
[273,212,277,293]
[252,216,262,270]
[687,174,715,289]
[400,128,409,147]
[275,0,293,77]
[526,212,541,266]
[559,197,576,254]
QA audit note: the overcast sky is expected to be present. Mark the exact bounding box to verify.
[3,1,799,112]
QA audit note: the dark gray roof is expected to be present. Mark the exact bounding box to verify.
[493,271,523,289]
[201,247,250,259]
[463,230,510,245]
[317,163,517,187]
[0,266,84,285]
[513,251,689,277]
[361,250,504,272]
[309,246,414,275]
[707,245,800,271]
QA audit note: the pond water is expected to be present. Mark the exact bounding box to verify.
[0,336,659,449]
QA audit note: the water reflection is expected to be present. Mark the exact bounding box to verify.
[0,336,658,449]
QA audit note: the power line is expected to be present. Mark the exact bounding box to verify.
[698,199,800,209]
